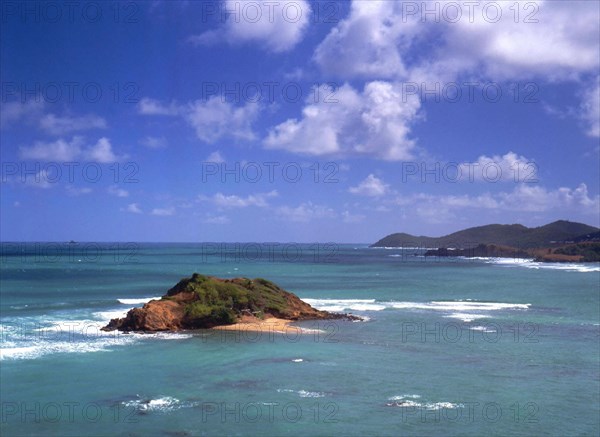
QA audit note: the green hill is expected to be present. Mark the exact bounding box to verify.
[371,220,599,249]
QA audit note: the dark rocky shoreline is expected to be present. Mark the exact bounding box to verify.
[424,242,600,262]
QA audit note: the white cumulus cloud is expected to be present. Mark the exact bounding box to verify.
[186,97,260,143]
[210,190,278,208]
[265,81,421,160]
[190,0,312,53]
[86,137,120,163]
[138,98,179,116]
[140,136,168,149]
[20,137,84,161]
[108,185,129,198]
[0,100,44,128]
[19,136,124,163]
[151,207,175,216]
[315,1,599,82]
[138,97,260,143]
[313,0,418,79]
[39,114,107,135]
[458,152,538,183]
[349,174,390,197]
[125,203,143,214]
[276,202,336,222]
[202,214,231,225]
[205,151,225,163]
[392,183,599,216]
[313,0,599,139]
[581,78,600,138]
[66,185,93,196]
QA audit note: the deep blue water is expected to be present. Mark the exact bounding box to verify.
[1,243,599,436]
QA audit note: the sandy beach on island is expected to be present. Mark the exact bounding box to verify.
[211,315,307,334]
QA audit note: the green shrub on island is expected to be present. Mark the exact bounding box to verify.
[162,273,311,327]
[170,274,288,321]
[184,302,237,325]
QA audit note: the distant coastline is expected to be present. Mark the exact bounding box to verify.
[371,220,600,262]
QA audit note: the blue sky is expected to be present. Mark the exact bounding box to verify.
[1,0,599,242]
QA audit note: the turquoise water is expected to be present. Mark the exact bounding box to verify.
[1,244,599,436]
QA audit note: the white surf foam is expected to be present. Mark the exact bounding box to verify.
[525,262,600,273]
[445,313,490,322]
[0,336,138,360]
[429,301,530,311]
[142,332,194,340]
[470,325,497,333]
[390,394,421,400]
[305,298,529,312]
[303,298,530,322]
[93,308,132,322]
[123,396,186,412]
[0,308,191,360]
[386,394,463,410]
[484,257,600,272]
[118,297,161,305]
[0,346,40,360]
[302,299,386,312]
[372,246,437,250]
[392,300,529,322]
[277,389,326,398]
[298,390,325,398]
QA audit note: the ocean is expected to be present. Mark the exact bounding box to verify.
[1,243,599,436]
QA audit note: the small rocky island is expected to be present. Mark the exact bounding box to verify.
[102,273,355,332]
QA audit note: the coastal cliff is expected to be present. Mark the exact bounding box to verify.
[102,273,351,332]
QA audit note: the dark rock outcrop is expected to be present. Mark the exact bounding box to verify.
[424,244,530,259]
